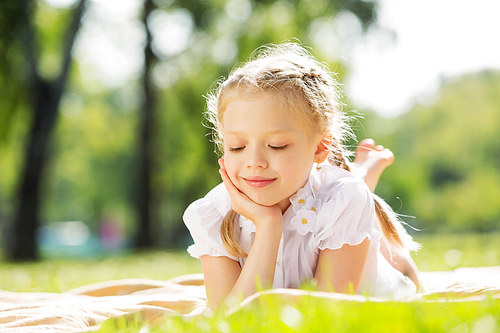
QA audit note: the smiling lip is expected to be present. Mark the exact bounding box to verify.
[243,176,276,188]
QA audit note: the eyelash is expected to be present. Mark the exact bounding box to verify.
[228,145,288,152]
[269,145,288,150]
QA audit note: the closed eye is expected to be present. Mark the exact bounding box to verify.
[228,146,245,152]
[269,145,288,150]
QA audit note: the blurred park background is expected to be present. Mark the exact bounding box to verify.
[1,0,500,263]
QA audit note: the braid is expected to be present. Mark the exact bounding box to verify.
[328,138,352,172]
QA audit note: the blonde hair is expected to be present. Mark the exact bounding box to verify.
[205,43,419,258]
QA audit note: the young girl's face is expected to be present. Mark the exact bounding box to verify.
[222,91,326,212]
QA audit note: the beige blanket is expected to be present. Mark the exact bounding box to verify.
[1,267,499,332]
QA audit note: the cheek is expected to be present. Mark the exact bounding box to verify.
[222,155,239,180]
[281,150,314,179]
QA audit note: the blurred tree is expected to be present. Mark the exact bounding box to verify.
[0,2,24,144]
[1,0,381,256]
[135,0,157,248]
[356,70,500,233]
[1,0,87,261]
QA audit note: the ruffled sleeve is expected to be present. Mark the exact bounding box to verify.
[183,183,238,261]
[314,178,381,251]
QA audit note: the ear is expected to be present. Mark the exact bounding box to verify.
[314,134,331,164]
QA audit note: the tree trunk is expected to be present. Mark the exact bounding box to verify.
[11,80,58,260]
[135,0,157,248]
[7,0,86,261]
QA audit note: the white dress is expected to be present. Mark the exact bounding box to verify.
[183,164,416,298]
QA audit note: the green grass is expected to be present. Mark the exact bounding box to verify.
[96,294,499,333]
[158,295,499,333]
[411,232,500,271]
[0,251,202,293]
[1,232,499,332]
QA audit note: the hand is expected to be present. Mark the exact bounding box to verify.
[218,157,283,228]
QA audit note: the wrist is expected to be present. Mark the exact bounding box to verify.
[255,221,283,236]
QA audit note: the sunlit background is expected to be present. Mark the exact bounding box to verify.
[347,0,500,116]
[0,0,499,262]
[58,0,500,116]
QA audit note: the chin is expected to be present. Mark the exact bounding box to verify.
[245,192,278,207]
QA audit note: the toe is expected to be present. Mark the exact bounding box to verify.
[380,148,395,166]
[358,138,375,150]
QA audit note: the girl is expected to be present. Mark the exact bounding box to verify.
[184,43,420,311]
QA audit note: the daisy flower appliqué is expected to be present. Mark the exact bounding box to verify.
[289,177,322,235]
[290,209,316,235]
[304,197,321,213]
[289,188,310,212]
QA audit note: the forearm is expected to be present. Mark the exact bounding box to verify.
[314,239,370,294]
[224,224,282,307]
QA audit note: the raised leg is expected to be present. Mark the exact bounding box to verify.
[354,139,421,290]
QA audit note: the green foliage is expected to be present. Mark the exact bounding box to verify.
[34,1,74,80]
[43,84,138,230]
[0,0,378,248]
[357,70,500,232]
[0,0,27,144]
[5,0,499,250]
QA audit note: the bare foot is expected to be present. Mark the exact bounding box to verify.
[353,138,394,192]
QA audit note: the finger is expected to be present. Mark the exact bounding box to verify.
[218,157,236,195]
[218,156,225,169]
[218,168,252,216]
[218,167,230,186]
[219,167,241,197]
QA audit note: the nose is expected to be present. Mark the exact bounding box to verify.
[246,146,268,169]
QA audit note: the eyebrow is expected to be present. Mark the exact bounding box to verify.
[225,129,300,136]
